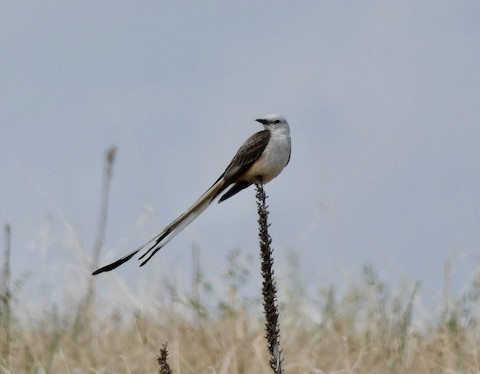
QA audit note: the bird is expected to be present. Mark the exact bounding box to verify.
[92,114,291,275]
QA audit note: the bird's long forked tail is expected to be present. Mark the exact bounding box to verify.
[92,178,226,275]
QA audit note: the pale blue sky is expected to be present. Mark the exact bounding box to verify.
[1,2,480,313]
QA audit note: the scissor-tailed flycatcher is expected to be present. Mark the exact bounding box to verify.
[92,114,291,275]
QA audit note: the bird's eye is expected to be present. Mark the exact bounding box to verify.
[274,120,280,124]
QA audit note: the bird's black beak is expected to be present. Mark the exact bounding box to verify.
[256,118,268,125]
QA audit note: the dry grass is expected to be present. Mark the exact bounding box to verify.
[1,262,480,373]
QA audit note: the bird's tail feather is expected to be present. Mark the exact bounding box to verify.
[92,178,225,275]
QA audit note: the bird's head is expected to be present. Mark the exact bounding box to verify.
[255,114,289,132]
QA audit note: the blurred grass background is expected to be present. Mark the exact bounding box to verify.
[2,247,480,373]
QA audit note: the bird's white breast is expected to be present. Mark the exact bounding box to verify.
[241,126,291,183]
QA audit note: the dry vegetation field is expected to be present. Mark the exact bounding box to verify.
[1,259,480,373]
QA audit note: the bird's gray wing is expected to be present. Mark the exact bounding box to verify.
[221,129,271,183]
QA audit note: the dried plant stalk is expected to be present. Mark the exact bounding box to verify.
[255,181,283,373]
